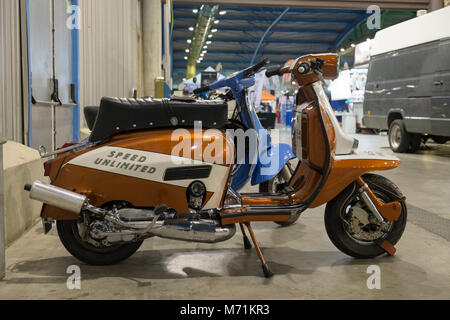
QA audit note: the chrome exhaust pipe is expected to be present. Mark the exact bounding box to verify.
[25,181,236,244]
[25,180,87,213]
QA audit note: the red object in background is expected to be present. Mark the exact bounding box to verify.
[276,110,281,123]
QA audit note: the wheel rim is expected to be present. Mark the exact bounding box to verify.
[389,124,402,149]
[340,189,394,246]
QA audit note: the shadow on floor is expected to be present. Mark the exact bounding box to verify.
[4,247,348,284]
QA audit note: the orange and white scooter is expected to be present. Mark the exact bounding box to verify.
[25,53,407,277]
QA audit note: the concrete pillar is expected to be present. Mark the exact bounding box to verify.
[142,0,162,97]
[0,140,5,280]
[428,0,444,11]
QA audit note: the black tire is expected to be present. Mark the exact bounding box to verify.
[388,119,410,153]
[259,178,300,227]
[324,174,407,259]
[57,220,143,265]
[408,133,422,153]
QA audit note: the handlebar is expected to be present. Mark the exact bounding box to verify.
[265,65,281,77]
[193,58,270,95]
[193,85,210,95]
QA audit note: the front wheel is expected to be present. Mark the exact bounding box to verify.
[324,174,407,258]
[57,220,143,265]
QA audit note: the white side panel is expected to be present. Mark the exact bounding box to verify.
[372,6,450,56]
[0,0,23,142]
[313,82,354,155]
[335,151,399,162]
[65,146,230,209]
[79,0,139,128]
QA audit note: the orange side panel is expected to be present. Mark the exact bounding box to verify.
[309,159,401,208]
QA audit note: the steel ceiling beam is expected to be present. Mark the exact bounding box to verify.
[173,38,333,45]
[173,0,430,10]
[173,25,342,34]
[174,15,356,24]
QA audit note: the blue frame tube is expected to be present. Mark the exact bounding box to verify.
[71,0,80,142]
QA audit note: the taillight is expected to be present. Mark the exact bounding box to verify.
[43,159,53,176]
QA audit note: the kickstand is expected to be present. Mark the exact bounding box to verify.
[244,222,273,278]
[239,223,252,249]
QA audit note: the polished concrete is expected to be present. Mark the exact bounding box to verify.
[0,131,449,299]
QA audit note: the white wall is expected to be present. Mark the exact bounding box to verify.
[0,0,24,143]
[79,0,141,127]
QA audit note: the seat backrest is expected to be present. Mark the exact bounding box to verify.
[84,106,99,130]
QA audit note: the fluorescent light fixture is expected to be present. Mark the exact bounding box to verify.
[188,27,194,31]
[214,20,219,24]
[350,43,355,48]
[340,48,345,52]
[203,45,207,49]
[208,34,213,38]
[184,56,188,60]
[185,49,189,53]
[202,50,207,54]
[187,39,192,43]
[192,9,198,13]
[211,28,218,33]
[206,41,211,44]
[219,10,226,15]
[200,53,204,57]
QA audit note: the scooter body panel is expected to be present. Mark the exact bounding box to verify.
[42,128,234,220]
[309,153,401,208]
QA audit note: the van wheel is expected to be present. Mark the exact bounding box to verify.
[388,120,410,153]
[408,133,422,153]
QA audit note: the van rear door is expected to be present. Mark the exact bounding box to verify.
[431,38,450,137]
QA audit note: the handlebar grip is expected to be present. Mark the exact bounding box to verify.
[265,65,281,77]
[252,58,270,72]
[193,86,210,95]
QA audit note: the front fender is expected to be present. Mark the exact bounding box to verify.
[251,143,295,185]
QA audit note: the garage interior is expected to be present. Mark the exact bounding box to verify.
[0,0,449,300]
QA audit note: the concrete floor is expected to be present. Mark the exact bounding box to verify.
[0,131,449,299]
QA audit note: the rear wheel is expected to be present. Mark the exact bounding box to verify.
[57,219,143,265]
[324,174,407,258]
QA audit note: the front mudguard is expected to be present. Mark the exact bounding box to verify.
[251,143,295,185]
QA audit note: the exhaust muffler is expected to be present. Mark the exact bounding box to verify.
[25,180,87,214]
[25,181,236,244]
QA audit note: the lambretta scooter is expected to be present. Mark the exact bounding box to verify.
[25,53,407,277]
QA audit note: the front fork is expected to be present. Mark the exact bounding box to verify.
[356,177,405,222]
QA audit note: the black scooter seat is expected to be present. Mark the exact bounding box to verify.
[86,96,228,142]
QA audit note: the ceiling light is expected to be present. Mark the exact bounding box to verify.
[203,45,207,49]
[200,53,204,57]
[187,39,192,43]
[184,56,188,60]
[185,49,189,53]
[208,34,213,38]
[182,78,186,81]
[340,48,345,52]
[211,28,218,33]
[206,41,211,44]
[202,50,207,54]
[214,20,219,24]
[192,9,198,13]
[350,43,355,48]
[219,10,227,15]
[188,27,194,31]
